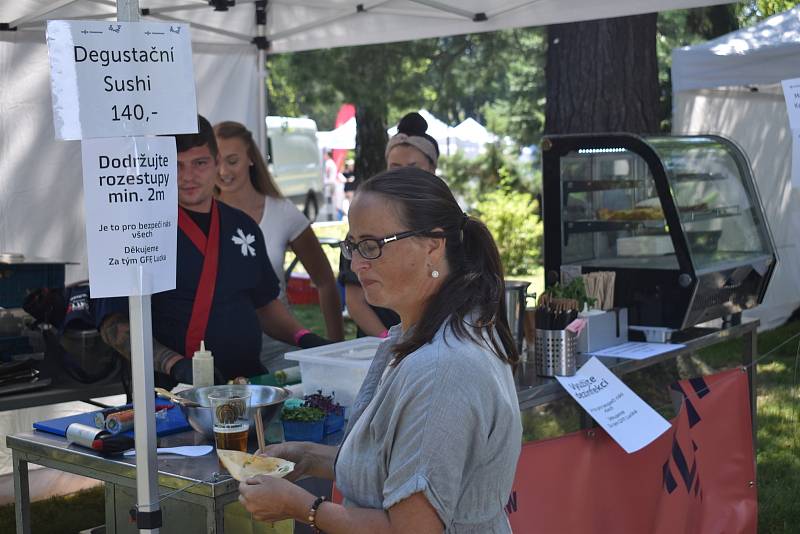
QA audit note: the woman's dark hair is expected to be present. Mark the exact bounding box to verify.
[397,112,440,159]
[357,167,518,367]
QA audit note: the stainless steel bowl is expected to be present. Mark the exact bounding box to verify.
[175,384,290,440]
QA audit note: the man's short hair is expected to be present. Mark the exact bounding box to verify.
[175,115,218,158]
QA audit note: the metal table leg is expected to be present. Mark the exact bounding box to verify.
[206,499,225,534]
[105,483,117,534]
[742,328,758,452]
[12,451,30,534]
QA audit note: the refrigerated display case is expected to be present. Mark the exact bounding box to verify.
[542,134,776,338]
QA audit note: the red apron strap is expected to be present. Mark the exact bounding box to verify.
[178,207,207,253]
[178,201,220,358]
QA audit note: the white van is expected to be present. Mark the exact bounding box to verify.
[266,116,324,220]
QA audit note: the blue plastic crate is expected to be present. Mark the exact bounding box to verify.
[323,413,344,435]
[0,263,65,308]
[282,420,324,443]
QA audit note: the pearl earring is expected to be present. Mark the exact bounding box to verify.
[431,270,440,279]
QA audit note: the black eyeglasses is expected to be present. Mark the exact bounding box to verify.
[340,229,443,260]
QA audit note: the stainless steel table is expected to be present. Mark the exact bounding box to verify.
[8,430,238,534]
[514,318,759,444]
[8,318,759,533]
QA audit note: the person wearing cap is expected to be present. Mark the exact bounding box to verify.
[339,112,440,338]
[96,116,330,386]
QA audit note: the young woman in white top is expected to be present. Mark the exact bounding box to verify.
[214,121,344,368]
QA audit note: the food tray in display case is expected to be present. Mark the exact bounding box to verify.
[542,133,776,334]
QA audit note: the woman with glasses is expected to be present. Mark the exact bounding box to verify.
[340,111,440,338]
[239,167,523,534]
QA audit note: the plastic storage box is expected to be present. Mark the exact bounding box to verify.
[285,337,384,411]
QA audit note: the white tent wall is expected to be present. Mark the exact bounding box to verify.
[0,32,86,281]
[672,7,800,330]
[0,34,256,488]
[673,87,800,330]
[0,33,258,284]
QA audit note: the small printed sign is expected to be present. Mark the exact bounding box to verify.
[556,357,671,453]
[782,78,800,130]
[47,20,197,140]
[81,136,177,297]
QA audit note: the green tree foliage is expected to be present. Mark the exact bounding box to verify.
[440,142,538,203]
[738,0,800,25]
[473,181,543,276]
[415,30,546,147]
[266,41,433,180]
[267,29,546,172]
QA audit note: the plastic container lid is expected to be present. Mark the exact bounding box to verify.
[285,337,383,367]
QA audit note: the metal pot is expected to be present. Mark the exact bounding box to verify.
[505,280,531,352]
[175,384,290,440]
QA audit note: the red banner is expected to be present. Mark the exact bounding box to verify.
[508,368,757,533]
[333,104,355,170]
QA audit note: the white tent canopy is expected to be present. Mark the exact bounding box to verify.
[387,108,455,153]
[321,109,461,153]
[452,117,496,157]
[672,6,800,92]
[452,117,496,145]
[317,116,357,150]
[671,7,800,330]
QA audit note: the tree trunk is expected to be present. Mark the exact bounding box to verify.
[544,14,659,134]
[354,104,388,184]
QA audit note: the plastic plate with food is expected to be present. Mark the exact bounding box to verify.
[217,449,294,481]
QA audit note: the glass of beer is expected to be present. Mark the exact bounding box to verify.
[208,391,251,452]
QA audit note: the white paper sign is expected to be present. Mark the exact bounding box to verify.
[791,129,800,189]
[782,78,800,130]
[588,341,685,360]
[47,20,197,140]
[556,357,671,453]
[81,137,177,297]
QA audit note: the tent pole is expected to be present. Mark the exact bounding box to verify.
[7,0,83,27]
[116,3,161,533]
[259,49,267,153]
[257,2,268,153]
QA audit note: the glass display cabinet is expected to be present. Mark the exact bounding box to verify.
[542,134,776,337]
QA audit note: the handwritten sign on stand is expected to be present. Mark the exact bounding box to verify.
[80,136,177,297]
[782,78,800,189]
[47,20,197,140]
[556,357,671,453]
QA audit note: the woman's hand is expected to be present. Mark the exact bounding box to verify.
[257,441,337,481]
[238,475,313,523]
